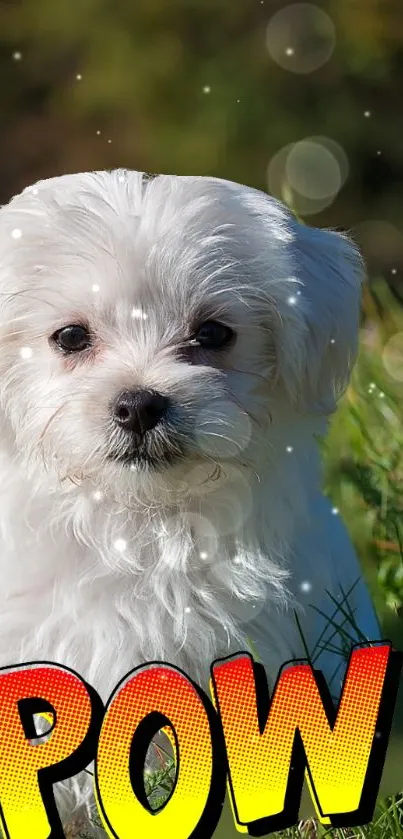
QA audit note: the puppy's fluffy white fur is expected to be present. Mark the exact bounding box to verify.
[0,170,379,826]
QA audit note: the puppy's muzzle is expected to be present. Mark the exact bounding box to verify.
[112,389,170,436]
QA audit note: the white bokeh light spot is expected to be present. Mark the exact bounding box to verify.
[266,4,336,74]
[184,464,253,536]
[114,538,127,552]
[300,580,312,593]
[286,140,342,201]
[131,307,148,320]
[20,347,33,360]
[11,228,22,239]
[268,136,348,217]
[164,511,219,568]
[195,400,252,460]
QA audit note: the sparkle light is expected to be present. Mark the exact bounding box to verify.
[11,228,22,239]
[286,445,293,453]
[114,538,127,552]
[200,551,208,560]
[185,607,191,614]
[364,110,371,118]
[300,580,312,593]
[203,85,211,94]
[12,51,22,61]
[131,307,148,320]
[331,507,339,515]
[76,74,82,81]
[266,5,335,74]
[92,283,100,293]
[92,490,103,502]
[20,347,33,360]
[330,338,336,344]
[287,295,297,305]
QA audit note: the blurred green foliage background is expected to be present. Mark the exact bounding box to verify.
[1,2,403,835]
[1,0,402,249]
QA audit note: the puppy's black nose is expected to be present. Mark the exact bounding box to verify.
[113,389,169,435]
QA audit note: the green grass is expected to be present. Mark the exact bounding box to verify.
[325,279,403,652]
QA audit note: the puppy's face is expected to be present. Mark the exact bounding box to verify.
[0,171,363,501]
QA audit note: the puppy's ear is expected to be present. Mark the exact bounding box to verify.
[278,221,365,416]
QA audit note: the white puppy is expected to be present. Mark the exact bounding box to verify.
[0,170,379,827]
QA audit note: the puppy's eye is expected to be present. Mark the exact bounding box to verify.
[194,320,235,350]
[50,325,92,353]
